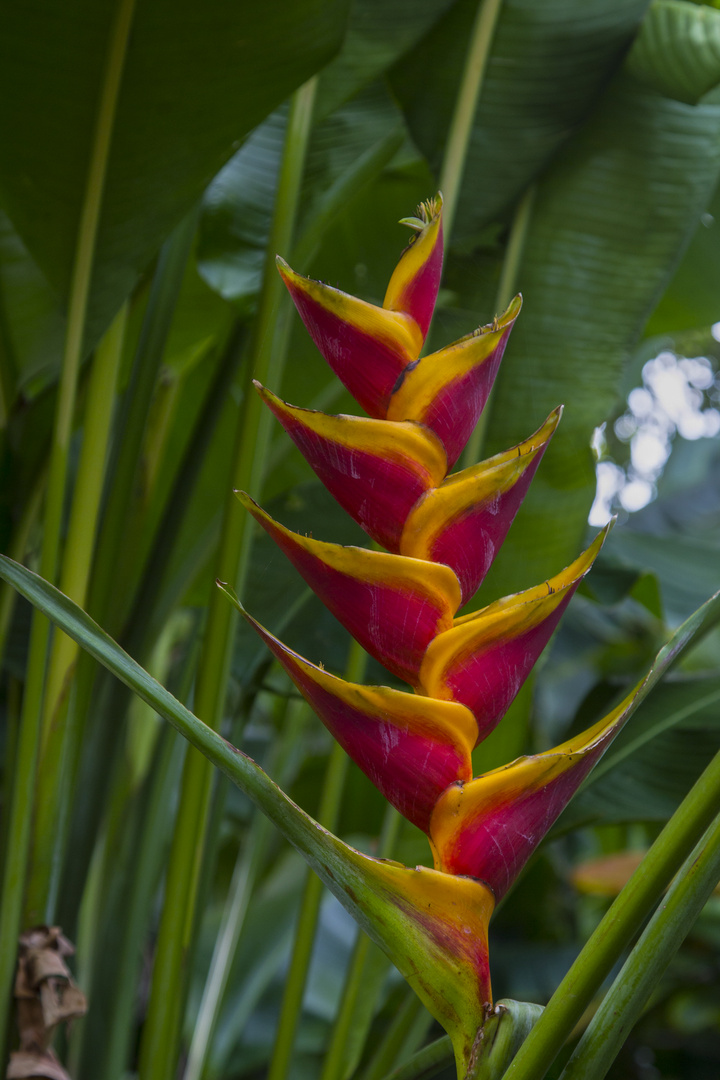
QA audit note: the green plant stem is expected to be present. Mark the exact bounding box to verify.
[0,466,45,668]
[26,303,128,924]
[138,77,317,1080]
[560,814,720,1080]
[121,325,245,661]
[381,1034,453,1080]
[183,696,308,1080]
[362,991,428,1080]
[56,207,202,930]
[268,637,367,1080]
[0,0,136,1059]
[321,806,402,1080]
[73,623,198,1080]
[439,0,504,240]
[0,284,16,427]
[42,303,128,732]
[88,205,200,636]
[501,746,720,1080]
[292,125,405,267]
[461,184,535,469]
[268,744,349,1080]
[100,730,186,1080]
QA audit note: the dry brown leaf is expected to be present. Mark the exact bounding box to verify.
[6,927,87,1080]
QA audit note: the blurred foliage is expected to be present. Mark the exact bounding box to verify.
[1,0,720,1078]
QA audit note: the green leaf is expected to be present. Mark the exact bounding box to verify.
[560,676,720,827]
[608,530,720,624]
[390,0,649,240]
[316,0,458,119]
[0,210,65,393]
[198,84,406,307]
[0,0,349,349]
[625,0,720,104]
[481,62,720,601]
[645,179,720,334]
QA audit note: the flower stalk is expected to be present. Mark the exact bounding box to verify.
[227,195,644,1074]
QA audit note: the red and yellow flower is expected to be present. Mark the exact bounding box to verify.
[224,196,629,1065]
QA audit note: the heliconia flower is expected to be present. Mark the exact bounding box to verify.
[400,407,562,603]
[233,195,628,1046]
[253,383,448,551]
[428,687,642,900]
[237,491,462,686]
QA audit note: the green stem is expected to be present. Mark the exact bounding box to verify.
[439,0,504,241]
[362,991,428,1080]
[74,624,198,1079]
[0,468,45,666]
[0,0,136,1059]
[99,730,186,1080]
[121,325,245,662]
[292,125,405,267]
[183,697,308,1080]
[381,1034,453,1080]
[559,814,720,1080]
[268,746,349,1080]
[0,274,17,427]
[268,637,367,1080]
[138,78,317,1080]
[194,78,318,728]
[461,184,535,468]
[27,303,128,923]
[57,208,202,930]
[89,205,200,635]
[501,747,720,1080]
[321,807,402,1080]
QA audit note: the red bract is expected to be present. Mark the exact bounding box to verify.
[234,194,624,1012]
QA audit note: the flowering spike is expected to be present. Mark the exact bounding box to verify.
[383,195,444,338]
[429,691,640,900]
[254,383,448,551]
[400,409,562,604]
[386,297,522,468]
[228,199,623,1038]
[233,601,477,831]
[419,527,610,742]
[237,492,462,685]
[276,257,423,417]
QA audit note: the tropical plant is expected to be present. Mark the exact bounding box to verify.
[1,1,720,1079]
